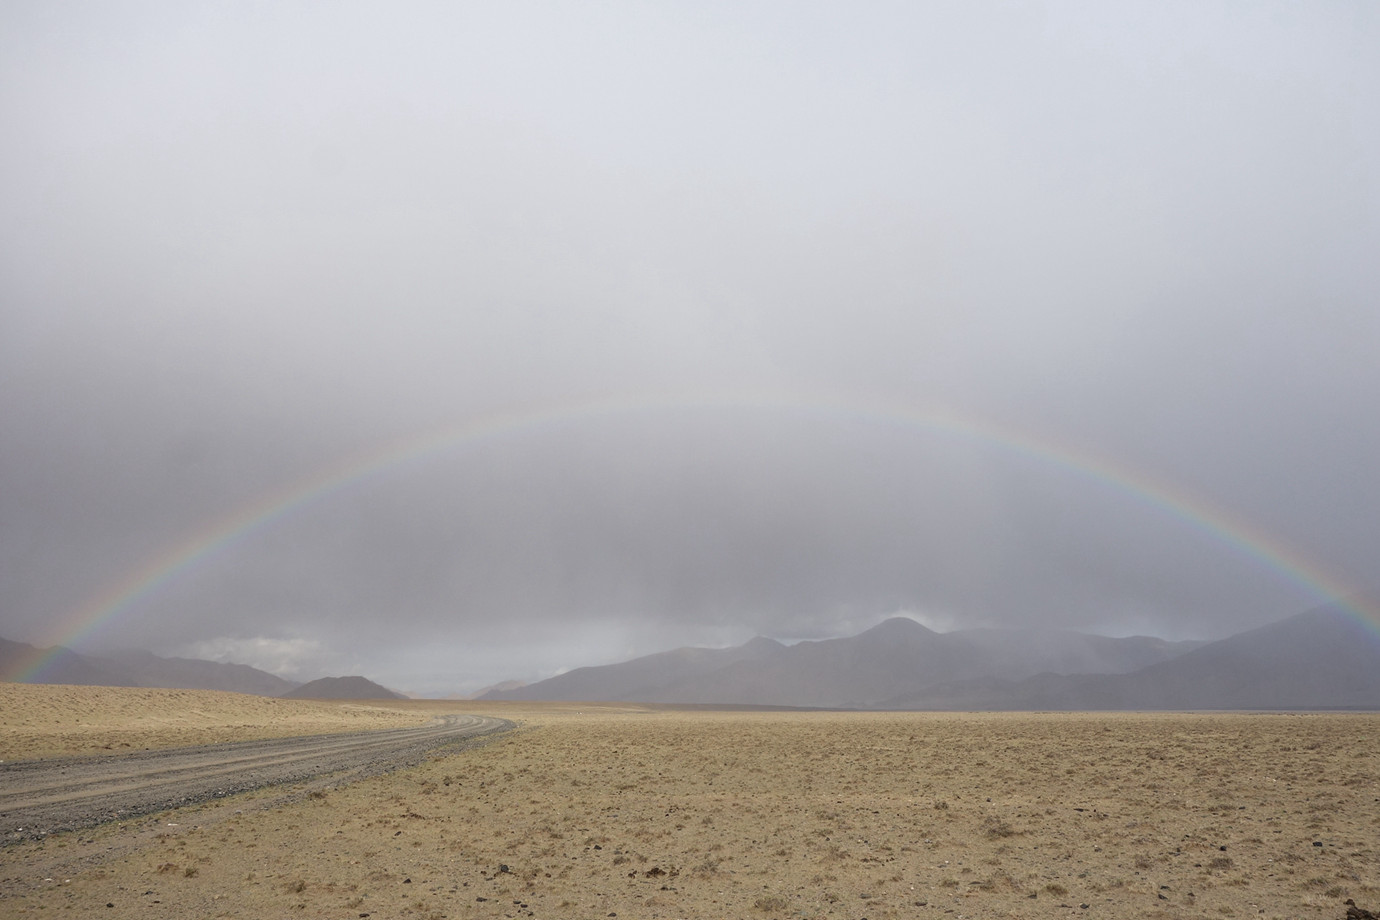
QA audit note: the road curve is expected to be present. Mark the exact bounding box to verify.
[0,713,513,843]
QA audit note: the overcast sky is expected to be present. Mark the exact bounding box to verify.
[2,2,1376,696]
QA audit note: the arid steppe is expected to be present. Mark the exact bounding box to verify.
[0,683,436,761]
[2,687,1377,919]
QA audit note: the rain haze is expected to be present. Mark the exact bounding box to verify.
[2,2,1376,697]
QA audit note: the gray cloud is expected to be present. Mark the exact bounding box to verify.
[2,2,1375,695]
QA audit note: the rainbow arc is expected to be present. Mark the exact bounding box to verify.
[9,391,1373,683]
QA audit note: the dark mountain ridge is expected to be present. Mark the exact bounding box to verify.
[281,675,407,700]
[482,616,1208,708]
[0,637,135,687]
[100,648,300,696]
[0,637,298,695]
[892,601,1380,711]
[484,599,1380,710]
[486,635,788,702]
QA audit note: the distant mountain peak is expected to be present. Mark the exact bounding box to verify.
[474,607,1368,709]
[0,637,298,695]
[281,675,406,700]
[857,616,936,641]
[467,679,527,699]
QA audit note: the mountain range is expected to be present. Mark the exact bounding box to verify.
[0,638,401,700]
[6,597,1378,709]
[484,598,1380,710]
[887,602,1380,711]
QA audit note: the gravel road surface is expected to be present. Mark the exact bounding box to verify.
[0,713,512,843]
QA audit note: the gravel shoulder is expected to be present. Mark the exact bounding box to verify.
[0,713,512,843]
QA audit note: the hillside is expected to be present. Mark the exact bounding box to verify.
[482,601,1380,710]
[0,638,298,696]
[880,598,1380,710]
[281,675,407,700]
[482,617,1202,708]
[0,638,135,687]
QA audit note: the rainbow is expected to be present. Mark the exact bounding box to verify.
[9,390,1376,682]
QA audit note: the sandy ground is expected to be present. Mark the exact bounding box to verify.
[1,690,1377,919]
[0,683,435,761]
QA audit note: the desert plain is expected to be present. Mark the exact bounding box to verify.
[1,686,1377,920]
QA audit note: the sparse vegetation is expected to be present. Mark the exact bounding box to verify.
[2,701,1378,919]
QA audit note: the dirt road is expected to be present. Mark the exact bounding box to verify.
[0,713,511,843]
